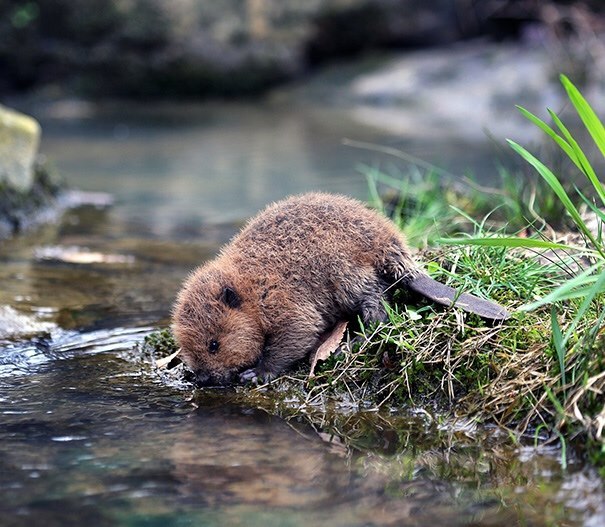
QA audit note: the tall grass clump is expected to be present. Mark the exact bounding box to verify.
[445,75,605,462]
[363,166,469,247]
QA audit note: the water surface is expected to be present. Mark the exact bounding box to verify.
[35,98,510,232]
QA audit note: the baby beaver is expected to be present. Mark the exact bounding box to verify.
[173,193,508,386]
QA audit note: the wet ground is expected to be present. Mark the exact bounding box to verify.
[1,100,604,526]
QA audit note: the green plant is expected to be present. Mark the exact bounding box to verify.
[363,165,463,247]
[444,75,605,453]
[142,85,605,466]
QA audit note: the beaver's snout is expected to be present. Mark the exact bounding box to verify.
[192,369,241,387]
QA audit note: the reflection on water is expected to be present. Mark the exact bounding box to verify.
[0,101,604,526]
[0,205,225,331]
[1,332,602,527]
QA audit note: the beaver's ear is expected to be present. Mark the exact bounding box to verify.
[221,286,241,309]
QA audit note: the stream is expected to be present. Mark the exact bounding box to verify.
[1,98,604,526]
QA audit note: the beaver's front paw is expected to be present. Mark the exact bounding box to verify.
[239,367,277,385]
[239,368,260,385]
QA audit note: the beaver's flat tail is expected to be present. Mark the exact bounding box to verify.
[408,274,509,320]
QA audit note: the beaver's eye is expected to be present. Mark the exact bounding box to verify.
[209,340,220,354]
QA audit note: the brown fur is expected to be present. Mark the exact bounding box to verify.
[172,193,504,385]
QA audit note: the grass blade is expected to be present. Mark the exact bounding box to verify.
[561,74,605,160]
[548,109,605,207]
[576,186,605,222]
[516,106,579,167]
[520,264,602,310]
[507,140,603,256]
[551,307,567,390]
[365,167,384,214]
[440,236,577,251]
[564,268,605,344]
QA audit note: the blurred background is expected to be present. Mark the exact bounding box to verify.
[2,0,604,99]
[2,0,605,231]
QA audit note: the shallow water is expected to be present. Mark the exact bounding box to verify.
[34,98,511,230]
[1,100,604,526]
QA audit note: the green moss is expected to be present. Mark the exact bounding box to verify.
[142,327,178,359]
[0,159,64,237]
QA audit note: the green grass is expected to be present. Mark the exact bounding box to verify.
[0,160,64,237]
[442,75,605,461]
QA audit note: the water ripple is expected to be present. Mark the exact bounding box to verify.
[0,326,154,378]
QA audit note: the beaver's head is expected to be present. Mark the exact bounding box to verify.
[172,265,264,386]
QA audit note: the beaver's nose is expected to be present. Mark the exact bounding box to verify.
[182,368,211,386]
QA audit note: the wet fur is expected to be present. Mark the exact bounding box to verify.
[172,193,505,385]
